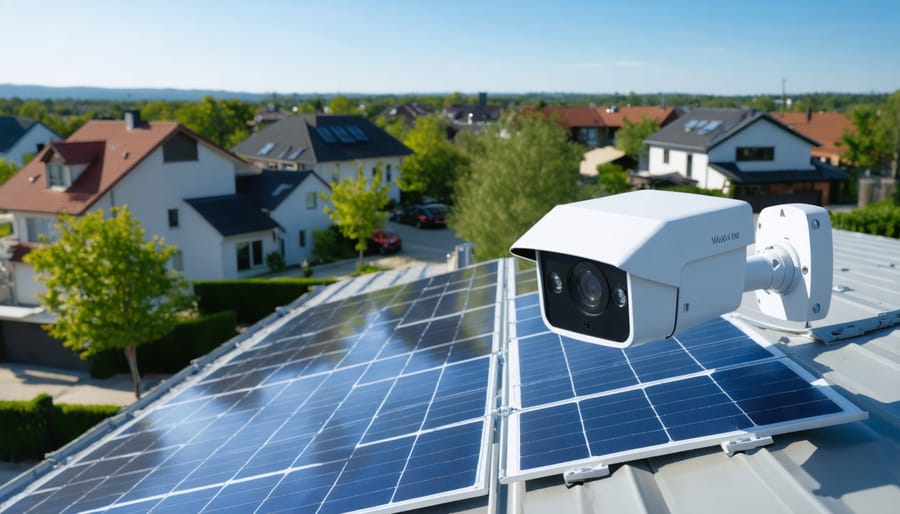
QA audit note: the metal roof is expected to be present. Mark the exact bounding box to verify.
[1,231,898,513]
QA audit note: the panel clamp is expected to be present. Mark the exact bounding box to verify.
[563,463,610,486]
[721,435,773,456]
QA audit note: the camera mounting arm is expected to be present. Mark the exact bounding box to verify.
[744,203,833,323]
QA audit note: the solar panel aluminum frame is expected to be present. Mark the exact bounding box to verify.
[500,315,867,483]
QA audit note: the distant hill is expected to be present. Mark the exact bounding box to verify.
[0,84,303,102]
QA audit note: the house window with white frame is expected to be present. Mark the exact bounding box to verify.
[25,217,57,243]
[236,240,264,271]
[47,162,67,188]
[171,250,184,271]
[306,192,317,209]
[663,149,670,164]
[386,164,392,182]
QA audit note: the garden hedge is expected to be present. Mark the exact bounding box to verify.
[830,200,900,238]
[0,394,119,461]
[194,277,336,324]
[89,310,238,378]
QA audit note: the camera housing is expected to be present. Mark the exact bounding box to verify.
[511,190,756,348]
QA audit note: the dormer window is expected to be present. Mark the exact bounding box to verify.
[46,162,69,189]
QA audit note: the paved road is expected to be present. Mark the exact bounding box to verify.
[382,220,465,263]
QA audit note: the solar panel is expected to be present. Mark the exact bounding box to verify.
[13,262,502,514]
[315,126,338,143]
[330,126,356,144]
[347,125,369,142]
[503,288,866,482]
[698,120,722,134]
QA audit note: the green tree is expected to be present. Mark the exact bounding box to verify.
[879,90,900,178]
[176,96,254,148]
[452,113,581,260]
[24,207,194,399]
[323,167,390,270]
[615,117,660,161]
[596,163,631,195]
[399,115,466,203]
[327,95,357,114]
[841,105,887,171]
[0,158,19,185]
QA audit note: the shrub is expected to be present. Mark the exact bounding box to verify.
[0,394,119,461]
[89,311,238,377]
[266,251,286,272]
[312,225,356,263]
[194,278,336,324]
[830,200,900,238]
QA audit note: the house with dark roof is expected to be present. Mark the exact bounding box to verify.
[232,114,412,202]
[381,102,435,127]
[0,116,60,166]
[529,105,680,148]
[0,112,283,305]
[236,170,332,265]
[642,108,848,210]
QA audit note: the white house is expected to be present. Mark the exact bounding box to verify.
[0,116,61,166]
[642,108,847,210]
[231,114,412,202]
[236,169,333,266]
[0,112,284,305]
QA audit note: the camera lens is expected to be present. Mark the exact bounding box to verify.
[570,262,608,315]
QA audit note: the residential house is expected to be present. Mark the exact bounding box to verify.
[642,108,848,210]
[232,114,412,202]
[236,169,332,265]
[381,102,435,127]
[771,109,854,166]
[0,116,61,166]
[0,112,282,306]
[531,105,679,148]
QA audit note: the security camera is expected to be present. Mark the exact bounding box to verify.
[510,190,832,348]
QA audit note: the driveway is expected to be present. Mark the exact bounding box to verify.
[383,220,465,263]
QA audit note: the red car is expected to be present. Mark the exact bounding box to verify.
[393,203,449,228]
[368,229,402,254]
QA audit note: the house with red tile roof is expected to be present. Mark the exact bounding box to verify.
[770,110,854,166]
[0,112,311,306]
[528,105,680,147]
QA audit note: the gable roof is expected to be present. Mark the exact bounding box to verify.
[232,114,412,166]
[0,120,244,216]
[185,195,281,236]
[529,105,678,129]
[771,111,854,160]
[0,116,43,153]
[236,169,329,211]
[644,108,820,152]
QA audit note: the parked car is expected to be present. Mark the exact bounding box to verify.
[392,203,449,228]
[368,229,402,254]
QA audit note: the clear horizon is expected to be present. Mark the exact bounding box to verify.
[1,0,898,96]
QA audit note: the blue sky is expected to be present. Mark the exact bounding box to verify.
[1,0,898,95]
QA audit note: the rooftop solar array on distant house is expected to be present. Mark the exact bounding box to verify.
[6,262,502,514]
[502,262,866,482]
[314,126,338,144]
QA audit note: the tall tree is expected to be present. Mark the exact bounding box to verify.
[0,158,19,185]
[176,96,254,148]
[452,113,581,260]
[327,95,357,114]
[25,207,194,399]
[399,115,467,203]
[841,104,887,171]
[880,90,900,177]
[323,167,390,269]
[615,117,660,162]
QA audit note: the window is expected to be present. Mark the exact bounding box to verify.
[171,250,184,271]
[236,240,264,271]
[162,133,199,162]
[386,164,392,182]
[305,192,317,209]
[736,146,775,161]
[299,230,306,248]
[663,149,670,164]
[47,162,67,188]
[371,167,377,179]
[686,154,693,178]
[26,217,57,243]
[332,165,340,182]
[168,208,179,228]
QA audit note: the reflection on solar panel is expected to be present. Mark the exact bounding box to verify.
[330,126,355,144]
[503,286,866,482]
[12,262,501,514]
[315,126,338,143]
[698,120,722,134]
[347,125,368,142]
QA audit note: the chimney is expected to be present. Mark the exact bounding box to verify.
[806,106,812,123]
[124,110,141,130]
[478,92,487,107]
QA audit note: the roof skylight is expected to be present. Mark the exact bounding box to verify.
[258,142,276,156]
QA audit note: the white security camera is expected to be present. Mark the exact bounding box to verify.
[510,190,832,348]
